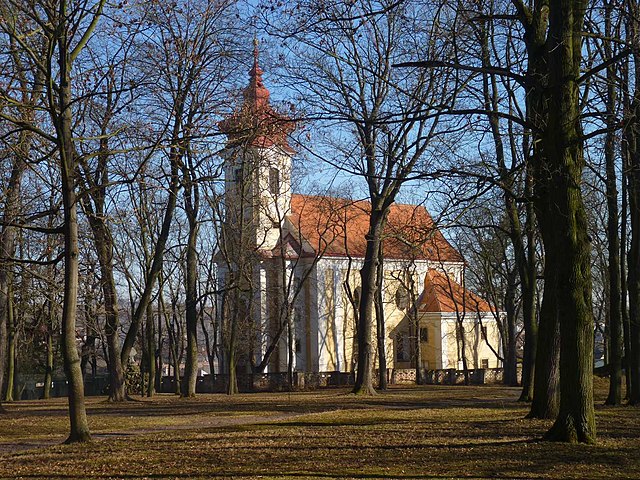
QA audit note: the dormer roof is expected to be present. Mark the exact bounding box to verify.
[419,269,495,313]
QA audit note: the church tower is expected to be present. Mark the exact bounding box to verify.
[219,40,295,252]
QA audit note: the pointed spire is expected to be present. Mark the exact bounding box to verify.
[219,39,295,153]
[249,36,263,79]
[245,37,268,108]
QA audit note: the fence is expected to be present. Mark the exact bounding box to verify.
[12,368,509,399]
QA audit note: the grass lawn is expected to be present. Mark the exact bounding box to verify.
[0,378,638,479]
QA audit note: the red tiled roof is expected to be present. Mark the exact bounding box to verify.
[420,269,495,313]
[288,194,463,262]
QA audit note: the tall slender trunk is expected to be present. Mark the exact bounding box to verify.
[287,307,294,389]
[626,7,640,404]
[146,303,156,397]
[155,296,163,392]
[226,288,239,395]
[457,317,470,385]
[480,19,529,389]
[503,271,518,386]
[628,107,640,404]
[0,128,29,411]
[622,152,631,398]
[375,246,387,390]
[182,162,199,396]
[604,0,623,404]
[120,155,180,370]
[43,315,54,400]
[57,27,90,442]
[5,279,15,402]
[519,170,537,401]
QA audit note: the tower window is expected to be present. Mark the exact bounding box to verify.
[269,167,280,195]
[233,167,242,183]
[396,332,409,361]
[420,327,429,343]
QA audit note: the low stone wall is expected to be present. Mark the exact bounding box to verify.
[393,368,506,385]
[158,371,356,394]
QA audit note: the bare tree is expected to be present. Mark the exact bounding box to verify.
[267,0,461,394]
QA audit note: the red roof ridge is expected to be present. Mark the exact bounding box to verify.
[288,194,463,262]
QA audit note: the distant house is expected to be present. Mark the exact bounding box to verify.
[215,45,502,379]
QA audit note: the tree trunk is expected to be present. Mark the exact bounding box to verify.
[353,208,386,395]
[287,308,294,390]
[43,319,54,400]
[155,297,163,393]
[0,128,29,412]
[182,172,199,397]
[540,0,595,443]
[503,270,519,386]
[628,107,640,405]
[604,5,623,404]
[5,280,15,402]
[457,318,470,386]
[146,303,156,397]
[527,261,560,419]
[56,26,91,441]
[519,173,537,402]
[226,289,239,395]
[375,246,387,390]
[622,154,631,399]
[120,157,180,370]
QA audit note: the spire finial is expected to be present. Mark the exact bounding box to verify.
[249,36,263,82]
[253,36,259,64]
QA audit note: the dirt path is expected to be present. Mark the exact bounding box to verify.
[0,411,312,455]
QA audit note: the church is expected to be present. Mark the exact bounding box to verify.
[215,45,501,382]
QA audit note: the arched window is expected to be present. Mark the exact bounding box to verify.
[269,167,280,195]
[395,285,409,310]
[353,286,361,307]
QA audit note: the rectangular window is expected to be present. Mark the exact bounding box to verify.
[269,167,280,195]
[420,327,429,344]
[396,332,409,362]
[481,358,489,369]
[295,338,301,353]
[481,325,488,340]
[234,167,242,183]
